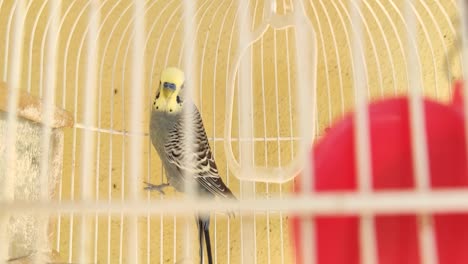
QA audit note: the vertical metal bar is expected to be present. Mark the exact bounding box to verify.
[250,40,258,264]
[119,137,125,264]
[350,1,377,263]
[459,0,468,191]
[107,113,113,264]
[145,39,154,262]
[107,17,116,262]
[259,27,271,264]
[182,0,197,261]
[79,1,100,263]
[237,0,256,263]
[223,3,242,261]
[146,54,152,264]
[0,0,25,262]
[94,3,106,262]
[292,0,316,263]
[404,1,438,264]
[282,2,294,263]
[128,0,146,263]
[250,1,261,262]
[35,1,60,263]
[238,0,254,178]
[210,1,235,262]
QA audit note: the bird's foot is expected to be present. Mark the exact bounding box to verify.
[228,210,237,218]
[143,181,170,195]
[220,209,236,219]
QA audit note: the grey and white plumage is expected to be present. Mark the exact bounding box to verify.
[145,67,235,264]
[150,104,234,199]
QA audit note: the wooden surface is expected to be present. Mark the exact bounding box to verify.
[0,81,73,128]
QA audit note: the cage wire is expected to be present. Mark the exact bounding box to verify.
[0,0,466,263]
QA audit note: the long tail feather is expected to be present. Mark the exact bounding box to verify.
[204,225,213,264]
[197,218,205,264]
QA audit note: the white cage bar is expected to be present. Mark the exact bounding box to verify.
[0,0,467,263]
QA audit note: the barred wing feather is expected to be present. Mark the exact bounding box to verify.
[164,106,234,199]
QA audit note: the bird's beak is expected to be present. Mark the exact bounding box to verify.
[162,82,177,91]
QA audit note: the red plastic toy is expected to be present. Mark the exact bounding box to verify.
[291,80,468,264]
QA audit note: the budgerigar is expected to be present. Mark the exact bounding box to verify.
[144,67,236,264]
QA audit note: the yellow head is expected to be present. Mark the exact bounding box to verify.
[153,67,185,113]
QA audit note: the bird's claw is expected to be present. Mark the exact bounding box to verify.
[143,181,169,195]
[225,210,236,219]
